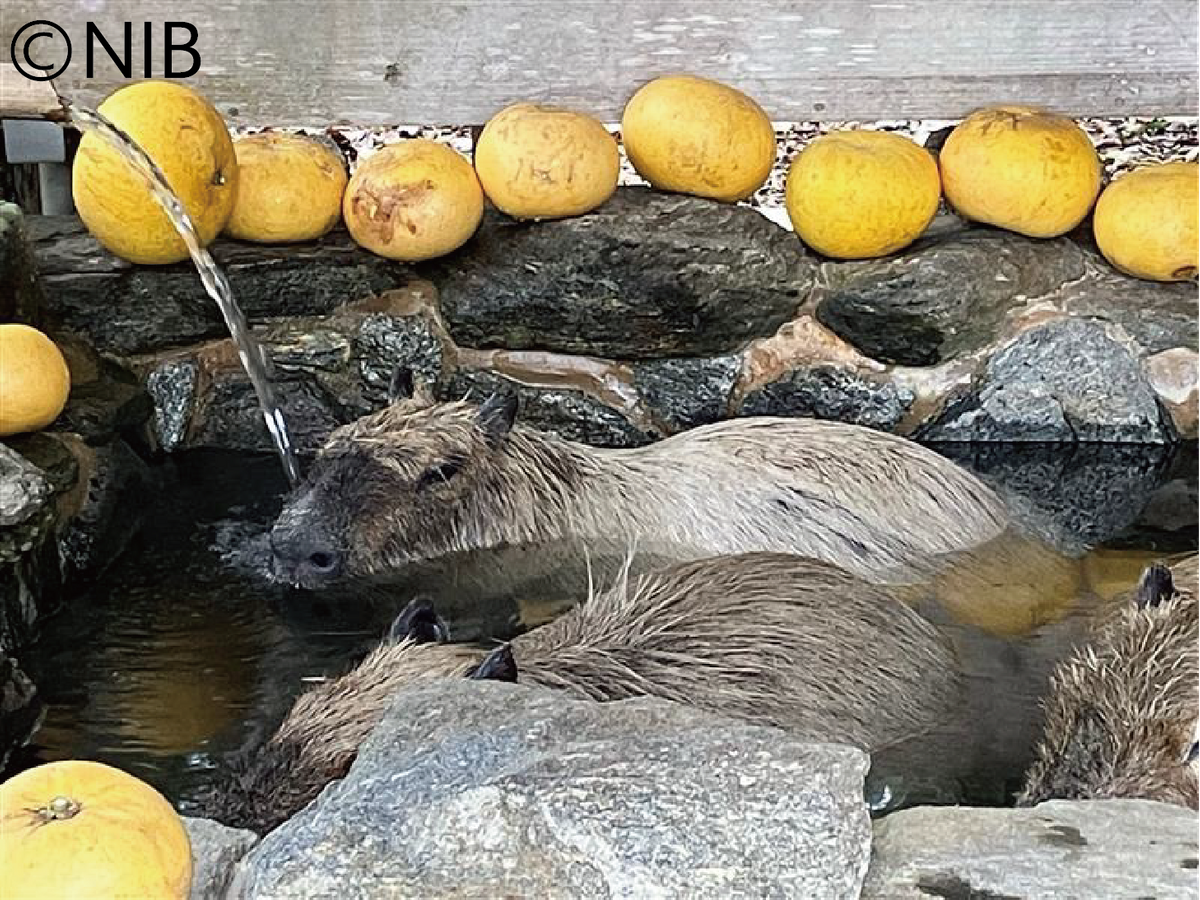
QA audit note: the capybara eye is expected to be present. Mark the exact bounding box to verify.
[417,458,465,489]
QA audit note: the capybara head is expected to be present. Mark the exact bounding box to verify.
[202,597,491,833]
[1020,558,1199,808]
[269,369,518,588]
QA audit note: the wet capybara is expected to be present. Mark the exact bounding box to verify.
[269,370,1008,588]
[1019,555,1198,808]
[205,552,963,833]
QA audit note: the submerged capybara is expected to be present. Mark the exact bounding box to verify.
[1019,555,1198,808]
[269,370,1008,588]
[205,552,962,833]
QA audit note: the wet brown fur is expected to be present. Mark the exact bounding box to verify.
[273,388,1009,586]
[1019,555,1199,808]
[206,552,961,833]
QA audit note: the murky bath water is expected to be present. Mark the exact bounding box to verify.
[6,444,1196,816]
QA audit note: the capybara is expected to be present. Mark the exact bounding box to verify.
[269,371,1008,588]
[206,552,962,833]
[1019,555,1198,808]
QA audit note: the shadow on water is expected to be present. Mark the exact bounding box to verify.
[7,442,1197,815]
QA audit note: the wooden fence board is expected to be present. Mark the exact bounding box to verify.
[2,0,1196,124]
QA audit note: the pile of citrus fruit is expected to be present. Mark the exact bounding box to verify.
[68,77,1197,277]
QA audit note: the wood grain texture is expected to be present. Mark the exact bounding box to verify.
[0,63,64,119]
[1,1,1195,124]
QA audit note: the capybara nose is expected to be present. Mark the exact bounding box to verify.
[270,527,342,587]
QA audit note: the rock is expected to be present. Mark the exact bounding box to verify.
[139,303,450,454]
[232,680,871,900]
[1057,264,1199,356]
[27,217,409,355]
[56,438,154,582]
[183,817,259,900]
[1101,441,1198,551]
[442,368,656,447]
[1144,347,1199,440]
[739,365,914,432]
[0,649,42,771]
[353,312,444,410]
[146,359,200,452]
[431,187,814,359]
[861,799,1199,899]
[0,444,50,528]
[0,442,61,650]
[920,319,1173,443]
[632,355,740,433]
[0,202,45,326]
[189,373,341,455]
[815,221,1087,366]
[53,337,154,446]
[936,442,1175,554]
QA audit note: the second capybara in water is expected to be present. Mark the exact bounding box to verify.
[1019,555,1198,809]
[205,552,963,833]
[269,370,1008,588]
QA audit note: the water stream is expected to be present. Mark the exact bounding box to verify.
[64,103,301,486]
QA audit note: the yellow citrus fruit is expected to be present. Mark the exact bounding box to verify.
[72,81,237,264]
[226,133,348,243]
[1093,161,1198,281]
[475,103,619,220]
[621,75,776,202]
[343,140,484,261]
[940,105,1101,238]
[0,324,71,436]
[785,130,941,258]
[0,760,192,899]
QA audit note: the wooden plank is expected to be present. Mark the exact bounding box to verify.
[0,63,63,119]
[1,0,1195,125]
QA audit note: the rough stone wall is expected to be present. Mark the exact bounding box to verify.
[22,187,1197,455]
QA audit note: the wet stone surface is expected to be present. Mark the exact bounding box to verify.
[353,312,444,409]
[814,222,1088,366]
[920,319,1173,443]
[429,188,814,359]
[632,355,740,433]
[941,442,1185,556]
[740,365,915,432]
[18,189,1200,444]
[441,368,656,447]
[25,216,409,355]
[146,359,199,452]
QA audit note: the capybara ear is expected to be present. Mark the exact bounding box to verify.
[1134,563,1175,608]
[389,595,449,644]
[468,644,518,682]
[477,391,518,447]
[388,365,414,403]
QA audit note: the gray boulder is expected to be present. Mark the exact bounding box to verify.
[184,817,259,900]
[862,799,1199,899]
[921,318,1173,443]
[739,365,914,432]
[232,680,871,899]
[431,187,814,359]
[815,221,1087,366]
